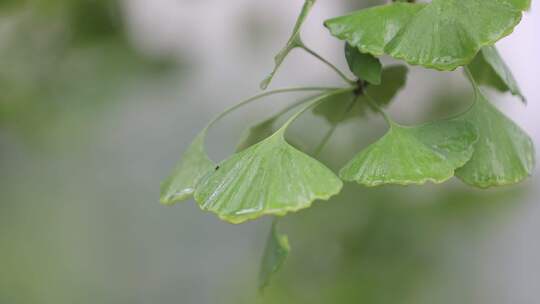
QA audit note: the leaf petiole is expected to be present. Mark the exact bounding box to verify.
[364,92,393,125]
[301,44,356,85]
[260,0,317,89]
[314,95,358,156]
[463,66,482,107]
[280,86,357,132]
[207,86,342,129]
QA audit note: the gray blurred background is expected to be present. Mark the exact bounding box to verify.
[0,1,538,303]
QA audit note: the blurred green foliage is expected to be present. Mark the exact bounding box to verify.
[257,183,523,304]
[0,0,173,138]
[0,1,534,304]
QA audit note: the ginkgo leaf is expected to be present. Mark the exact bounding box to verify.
[313,66,408,125]
[194,128,343,224]
[312,91,360,125]
[235,94,320,152]
[454,87,534,188]
[258,221,290,291]
[345,43,382,85]
[236,117,277,152]
[325,0,530,70]
[160,131,215,205]
[235,116,309,154]
[367,65,408,107]
[468,46,525,102]
[260,0,316,89]
[340,120,478,186]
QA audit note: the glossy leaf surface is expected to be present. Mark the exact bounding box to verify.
[468,46,525,102]
[259,221,290,291]
[325,0,530,70]
[160,132,215,205]
[455,88,534,187]
[340,121,478,186]
[260,0,316,89]
[345,43,382,85]
[194,128,343,224]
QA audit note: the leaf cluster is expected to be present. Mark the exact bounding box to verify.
[160,0,534,291]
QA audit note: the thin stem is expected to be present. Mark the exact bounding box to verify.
[300,44,356,85]
[281,87,356,131]
[463,66,480,100]
[199,86,348,162]
[314,124,338,157]
[364,92,393,126]
[274,95,317,119]
[314,96,358,157]
[207,86,341,129]
[463,66,477,87]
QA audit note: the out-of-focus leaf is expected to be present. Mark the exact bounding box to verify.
[312,91,360,125]
[313,65,408,125]
[259,221,290,291]
[235,94,318,152]
[160,132,215,205]
[468,46,525,102]
[0,0,19,10]
[325,0,530,70]
[194,127,342,224]
[345,43,382,85]
[455,86,534,188]
[340,120,478,186]
[0,1,173,137]
[367,65,408,107]
[260,0,316,89]
[236,118,278,152]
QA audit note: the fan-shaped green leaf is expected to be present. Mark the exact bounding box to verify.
[325,3,425,58]
[260,0,316,89]
[345,43,382,85]
[313,66,408,125]
[235,94,320,152]
[194,128,343,224]
[455,87,534,188]
[325,0,530,70]
[236,118,277,152]
[259,221,290,291]
[366,65,408,107]
[312,91,360,125]
[340,120,478,186]
[236,117,308,154]
[160,131,215,205]
[468,46,525,102]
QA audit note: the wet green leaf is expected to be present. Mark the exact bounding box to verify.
[468,46,525,102]
[194,127,343,224]
[455,87,534,188]
[160,132,215,205]
[345,43,382,85]
[340,120,478,186]
[259,221,290,291]
[325,0,530,70]
[260,0,316,89]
